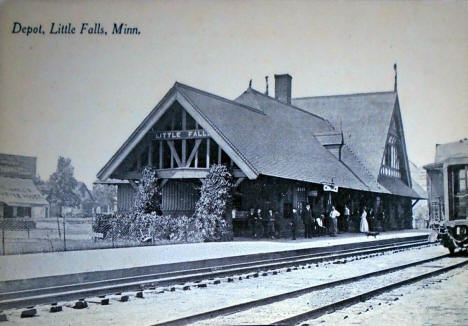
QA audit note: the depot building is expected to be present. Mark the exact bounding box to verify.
[96,73,424,235]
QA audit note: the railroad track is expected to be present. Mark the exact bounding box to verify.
[0,239,433,311]
[154,253,467,326]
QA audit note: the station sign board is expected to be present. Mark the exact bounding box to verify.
[323,184,338,192]
[153,129,209,140]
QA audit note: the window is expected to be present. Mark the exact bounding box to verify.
[451,165,468,219]
[382,135,401,178]
[459,168,467,191]
[17,207,31,217]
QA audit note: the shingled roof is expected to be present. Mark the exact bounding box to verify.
[98,81,422,198]
[177,84,369,190]
[292,92,397,179]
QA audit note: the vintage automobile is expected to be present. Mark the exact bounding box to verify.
[441,220,468,254]
[424,139,468,254]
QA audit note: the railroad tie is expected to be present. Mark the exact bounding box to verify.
[20,308,37,318]
[49,303,63,313]
[73,301,88,309]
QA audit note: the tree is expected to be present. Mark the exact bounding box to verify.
[194,164,233,241]
[47,157,81,215]
[133,166,162,215]
[92,184,117,213]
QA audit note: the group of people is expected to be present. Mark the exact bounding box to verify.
[293,204,376,239]
[290,205,342,239]
[248,208,281,239]
[246,204,377,240]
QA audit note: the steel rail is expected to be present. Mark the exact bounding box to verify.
[0,240,432,310]
[272,258,468,325]
[151,253,450,326]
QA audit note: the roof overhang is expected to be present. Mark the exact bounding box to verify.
[96,84,258,181]
[378,175,425,199]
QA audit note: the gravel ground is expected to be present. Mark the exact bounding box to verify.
[196,256,466,325]
[2,244,446,325]
[302,267,468,326]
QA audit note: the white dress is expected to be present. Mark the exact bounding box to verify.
[360,210,369,233]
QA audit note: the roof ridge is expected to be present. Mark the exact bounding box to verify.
[175,82,265,115]
[247,87,328,121]
[293,90,396,100]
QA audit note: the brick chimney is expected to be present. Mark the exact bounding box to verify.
[274,74,292,104]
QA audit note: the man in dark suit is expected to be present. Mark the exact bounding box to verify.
[257,208,266,238]
[291,208,298,240]
[302,204,313,238]
[248,208,257,238]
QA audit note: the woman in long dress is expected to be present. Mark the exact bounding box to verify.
[360,207,369,233]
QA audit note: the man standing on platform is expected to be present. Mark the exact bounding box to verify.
[256,208,264,238]
[344,204,350,232]
[267,209,276,239]
[329,206,340,237]
[274,210,281,238]
[302,204,313,238]
[249,208,257,238]
[291,208,298,240]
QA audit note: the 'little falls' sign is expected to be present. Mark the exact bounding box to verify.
[153,129,209,140]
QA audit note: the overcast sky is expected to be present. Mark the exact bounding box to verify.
[1,0,467,187]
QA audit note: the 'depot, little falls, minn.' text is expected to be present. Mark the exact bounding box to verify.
[11,22,141,36]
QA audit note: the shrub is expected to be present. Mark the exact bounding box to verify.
[94,212,202,243]
[134,166,162,215]
[193,164,233,241]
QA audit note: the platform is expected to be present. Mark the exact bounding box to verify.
[0,230,431,285]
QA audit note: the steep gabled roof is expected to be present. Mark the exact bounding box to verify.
[74,182,94,202]
[292,92,397,179]
[97,83,259,180]
[97,82,421,198]
[178,85,369,190]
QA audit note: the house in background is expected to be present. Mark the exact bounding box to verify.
[0,153,49,218]
[92,179,120,215]
[51,182,95,217]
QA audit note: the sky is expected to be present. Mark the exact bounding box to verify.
[0,0,467,187]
